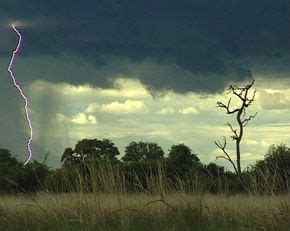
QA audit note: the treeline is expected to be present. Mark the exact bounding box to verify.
[1,139,290,195]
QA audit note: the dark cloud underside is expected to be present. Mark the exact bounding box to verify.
[0,0,289,93]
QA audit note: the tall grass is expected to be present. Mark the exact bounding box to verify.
[1,160,289,230]
[1,193,290,230]
[45,161,231,195]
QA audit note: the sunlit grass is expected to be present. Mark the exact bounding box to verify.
[1,160,289,230]
[1,192,289,230]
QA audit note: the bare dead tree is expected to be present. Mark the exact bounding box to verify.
[215,71,257,174]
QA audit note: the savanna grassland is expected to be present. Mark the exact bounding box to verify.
[1,141,290,230]
[1,152,290,231]
[0,192,290,230]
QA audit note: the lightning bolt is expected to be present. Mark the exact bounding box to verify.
[7,25,33,165]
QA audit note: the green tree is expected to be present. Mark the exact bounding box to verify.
[61,138,120,165]
[206,162,225,177]
[122,141,164,162]
[61,148,75,164]
[0,148,20,194]
[241,144,290,194]
[17,161,50,193]
[0,148,51,194]
[167,144,200,177]
[264,144,290,170]
[0,148,18,166]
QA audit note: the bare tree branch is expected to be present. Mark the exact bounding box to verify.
[215,137,238,174]
[242,112,258,127]
[217,98,240,114]
[215,72,257,174]
[231,87,244,101]
[226,123,238,140]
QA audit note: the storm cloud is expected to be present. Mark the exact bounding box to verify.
[0,0,289,93]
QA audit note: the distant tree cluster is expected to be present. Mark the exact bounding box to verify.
[1,140,289,195]
[0,148,49,194]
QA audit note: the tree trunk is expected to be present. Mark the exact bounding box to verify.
[236,140,241,174]
[236,111,243,175]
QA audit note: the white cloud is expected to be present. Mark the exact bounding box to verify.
[85,103,100,113]
[90,100,149,114]
[86,100,149,115]
[55,113,69,123]
[257,89,290,110]
[179,106,199,115]
[71,113,97,125]
[87,115,97,124]
[57,112,97,125]
[102,78,150,98]
[157,107,175,115]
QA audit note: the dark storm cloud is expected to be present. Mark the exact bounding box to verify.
[0,0,289,93]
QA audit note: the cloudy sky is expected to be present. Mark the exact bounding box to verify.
[0,1,289,169]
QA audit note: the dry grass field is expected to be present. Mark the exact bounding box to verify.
[1,192,290,230]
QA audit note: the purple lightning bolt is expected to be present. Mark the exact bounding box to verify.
[7,25,33,165]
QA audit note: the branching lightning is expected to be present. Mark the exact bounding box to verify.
[7,25,33,165]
